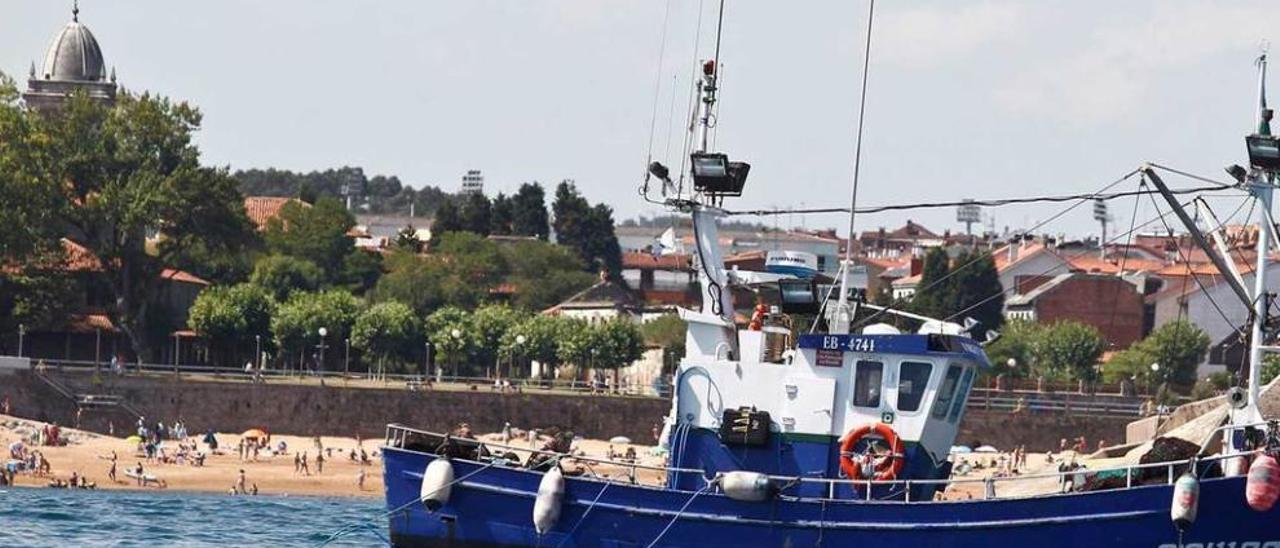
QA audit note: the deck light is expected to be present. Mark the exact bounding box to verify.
[690,152,750,197]
[1247,134,1280,170]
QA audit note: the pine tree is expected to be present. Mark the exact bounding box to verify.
[511,182,550,240]
[911,247,951,319]
[431,198,463,238]
[947,250,1004,330]
[459,192,492,236]
[490,193,514,236]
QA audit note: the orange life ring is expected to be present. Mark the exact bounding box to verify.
[839,423,905,481]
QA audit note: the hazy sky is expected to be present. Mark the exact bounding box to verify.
[3,1,1278,238]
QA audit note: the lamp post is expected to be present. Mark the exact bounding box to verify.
[450,328,462,379]
[17,324,25,358]
[1149,362,1161,395]
[317,327,329,378]
[344,337,351,381]
[255,335,261,371]
[515,334,527,379]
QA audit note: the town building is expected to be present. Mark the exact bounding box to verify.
[461,170,484,195]
[615,225,841,277]
[1004,273,1145,349]
[22,5,117,112]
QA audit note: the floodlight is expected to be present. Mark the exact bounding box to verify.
[1246,134,1280,170]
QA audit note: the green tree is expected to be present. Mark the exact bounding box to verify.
[433,232,508,305]
[552,181,623,279]
[0,74,63,266]
[424,306,479,377]
[351,301,422,377]
[642,315,686,374]
[946,250,1004,330]
[911,247,951,319]
[394,225,423,253]
[270,290,359,371]
[500,240,597,310]
[263,197,355,279]
[511,182,550,239]
[13,89,255,359]
[188,283,276,366]
[339,249,383,295]
[500,314,566,378]
[596,318,646,372]
[431,199,463,238]
[1262,355,1280,386]
[1142,320,1210,390]
[368,252,450,317]
[490,193,514,236]
[471,304,524,375]
[1033,321,1106,382]
[983,320,1043,378]
[250,255,323,301]
[459,192,492,236]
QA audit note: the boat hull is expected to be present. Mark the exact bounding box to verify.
[383,446,1280,547]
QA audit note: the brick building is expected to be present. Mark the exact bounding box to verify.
[1004,273,1144,349]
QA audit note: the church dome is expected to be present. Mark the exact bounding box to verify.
[39,8,107,82]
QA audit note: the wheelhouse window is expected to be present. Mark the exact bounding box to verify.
[947,367,976,423]
[853,360,884,408]
[897,361,933,412]
[932,364,963,419]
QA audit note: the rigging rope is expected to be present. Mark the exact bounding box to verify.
[554,481,612,548]
[723,182,1235,217]
[643,0,675,176]
[1145,185,1248,339]
[645,483,713,548]
[849,168,1144,331]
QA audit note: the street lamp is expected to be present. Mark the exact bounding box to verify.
[1148,363,1161,395]
[17,324,25,357]
[316,327,329,378]
[449,328,462,379]
[344,338,351,380]
[515,334,526,379]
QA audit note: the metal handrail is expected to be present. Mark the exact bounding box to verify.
[383,423,1268,503]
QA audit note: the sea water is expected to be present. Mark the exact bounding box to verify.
[0,487,385,547]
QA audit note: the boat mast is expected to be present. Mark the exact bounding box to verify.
[833,0,876,334]
[1246,51,1272,420]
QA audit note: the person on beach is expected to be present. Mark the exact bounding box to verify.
[301,452,310,476]
[293,452,301,474]
[236,469,247,495]
[134,462,145,486]
[316,451,325,474]
[357,468,366,490]
[108,452,118,483]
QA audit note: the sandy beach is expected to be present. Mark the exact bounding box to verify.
[2,415,384,498]
[1,415,669,499]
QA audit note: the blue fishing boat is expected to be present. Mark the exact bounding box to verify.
[380,6,1280,545]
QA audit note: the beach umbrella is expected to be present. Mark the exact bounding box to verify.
[124,435,143,444]
[949,445,973,454]
[242,428,269,441]
[609,436,632,445]
[975,445,1000,453]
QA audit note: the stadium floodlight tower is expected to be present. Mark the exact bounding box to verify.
[1092,198,1111,259]
[957,199,981,244]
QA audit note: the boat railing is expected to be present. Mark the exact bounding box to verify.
[384,421,1271,503]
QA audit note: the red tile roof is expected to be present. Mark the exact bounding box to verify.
[622,251,692,270]
[243,196,303,230]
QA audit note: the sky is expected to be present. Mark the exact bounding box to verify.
[3,1,1279,239]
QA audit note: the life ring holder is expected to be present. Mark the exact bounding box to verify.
[839,423,906,481]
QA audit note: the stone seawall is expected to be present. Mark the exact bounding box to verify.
[958,409,1133,452]
[7,371,1131,451]
[6,371,670,442]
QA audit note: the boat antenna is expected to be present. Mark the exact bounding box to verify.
[833,0,876,333]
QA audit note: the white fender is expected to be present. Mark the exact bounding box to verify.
[420,459,454,511]
[533,467,565,535]
[720,471,776,502]
[1170,472,1199,530]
